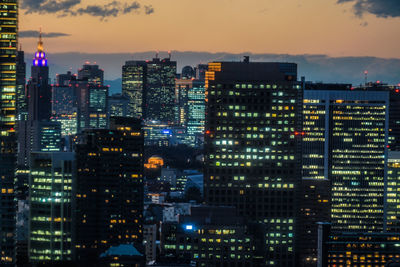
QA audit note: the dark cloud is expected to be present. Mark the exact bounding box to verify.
[19,30,71,38]
[21,0,152,18]
[337,0,400,18]
[21,0,81,14]
[144,5,154,15]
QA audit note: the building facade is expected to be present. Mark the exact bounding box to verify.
[122,60,147,119]
[29,152,74,263]
[0,1,18,264]
[204,59,301,266]
[74,117,144,264]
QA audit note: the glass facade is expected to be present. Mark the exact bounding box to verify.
[122,61,146,118]
[146,58,176,123]
[0,1,17,265]
[303,90,389,233]
[29,152,74,263]
[387,151,400,233]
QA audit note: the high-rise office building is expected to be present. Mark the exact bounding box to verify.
[175,78,190,127]
[146,57,176,123]
[175,78,205,146]
[387,151,400,233]
[0,1,18,265]
[56,71,75,86]
[187,79,205,147]
[204,59,301,266]
[74,117,144,264]
[78,63,104,85]
[27,33,51,122]
[16,49,27,121]
[122,61,147,119]
[52,84,78,136]
[298,83,351,266]
[122,58,177,123]
[303,88,389,233]
[29,152,74,263]
[108,93,129,117]
[77,83,108,131]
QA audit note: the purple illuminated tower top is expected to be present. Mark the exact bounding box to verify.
[32,30,48,67]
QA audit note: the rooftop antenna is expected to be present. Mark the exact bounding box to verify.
[168,50,171,60]
[364,70,368,86]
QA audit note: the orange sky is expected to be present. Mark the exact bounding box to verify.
[19,0,400,58]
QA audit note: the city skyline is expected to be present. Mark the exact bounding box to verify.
[19,0,400,58]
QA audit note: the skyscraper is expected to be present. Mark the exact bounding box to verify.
[77,84,108,131]
[303,88,389,232]
[74,117,144,264]
[122,60,147,119]
[122,57,177,123]
[16,49,27,121]
[175,78,205,146]
[29,152,74,263]
[78,63,104,85]
[146,57,176,123]
[0,1,18,265]
[187,79,205,146]
[204,59,301,266]
[27,33,51,122]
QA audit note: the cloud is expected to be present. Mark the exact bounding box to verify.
[19,30,71,38]
[337,0,400,18]
[21,0,152,18]
[21,0,81,14]
[144,5,154,15]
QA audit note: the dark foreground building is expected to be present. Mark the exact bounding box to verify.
[160,206,265,267]
[74,117,144,264]
[204,58,302,266]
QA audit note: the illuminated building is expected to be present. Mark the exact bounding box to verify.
[160,206,265,266]
[99,244,145,266]
[27,32,51,122]
[143,121,170,146]
[74,117,144,264]
[0,0,17,136]
[299,83,351,267]
[122,60,147,118]
[175,78,205,144]
[175,78,190,127]
[108,93,129,117]
[16,49,27,121]
[303,89,389,233]
[18,121,62,166]
[356,82,400,151]
[318,231,400,267]
[52,84,78,136]
[144,156,164,169]
[387,151,400,233]
[18,36,62,166]
[77,84,108,131]
[187,79,205,147]
[123,57,177,123]
[28,152,74,263]
[0,1,18,264]
[204,58,301,266]
[145,57,177,123]
[78,63,104,85]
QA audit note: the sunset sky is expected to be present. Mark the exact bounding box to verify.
[19,0,400,58]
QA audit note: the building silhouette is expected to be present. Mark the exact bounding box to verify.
[74,117,144,264]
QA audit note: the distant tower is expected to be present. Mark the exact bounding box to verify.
[28,31,51,121]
